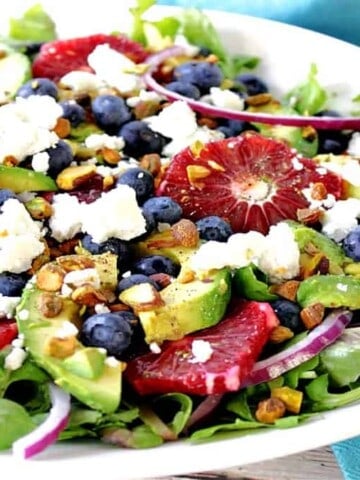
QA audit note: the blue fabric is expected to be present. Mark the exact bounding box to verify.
[158,0,360,477]
[157,0,360,45]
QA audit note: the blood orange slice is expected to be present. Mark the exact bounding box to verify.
[124,300,279,396]
[0,319,18,350]
[156,133,343,234]
[32,34,148,81]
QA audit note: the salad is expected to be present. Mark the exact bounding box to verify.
[1,0,360,461]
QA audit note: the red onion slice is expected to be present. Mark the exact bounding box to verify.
[144,47,360,130]
[243,309,352,387]
[12,383,71,459]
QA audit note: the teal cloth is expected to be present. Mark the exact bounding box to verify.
[158,0,360,477]
[157,0,360,45]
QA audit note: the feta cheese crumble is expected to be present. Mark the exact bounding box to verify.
[4,347,27,370]
[88,44,143,93]
[348,132,360,157]
[189,339,213,364]
[207,87,245,111]
[81,185,146,243]
[63,268,101,289]
[0,199,45,273]
[31,151,50,173]
[190,222,300,284]
[85,133,125,151]
[320,198,360,242]
[0,294,21,318]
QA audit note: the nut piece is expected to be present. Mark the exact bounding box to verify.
[300,302,325,329]
[36,263,66,292]
[119,283,165,312]
[56,165,97,190]
[171,219,199,248]
[255,397,286,424]
[25,197,53,220]
[139,153,162,176]
[269,280,300,301]
[271,386,303,414]
[44,336,77,359]
[186,164,211,188]
[37,292,64,318]
[57,254,95,272]
[269,325,294,343]
[71,285,108,306]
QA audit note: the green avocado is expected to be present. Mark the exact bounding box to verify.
[126,230,232,344]
[297,274,360,309]
[0,165,58,193]
[248,102,318,157]
[121,268,231,344]
[0,46,31,102]
[15,254,122,413]
[287,220,348,273]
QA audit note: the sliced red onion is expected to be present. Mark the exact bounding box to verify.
[243,309,352,387]
[185,394,224,430]
[144,47,360,130]
[12,383,71,459]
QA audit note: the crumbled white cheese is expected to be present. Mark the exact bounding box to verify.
[190,222,300,284]
[55,320,79,339]
[189,339,213,364]
[0,295,21,318]
[31,151,50,173]
[149,342,162,354]
[94,303,111,314]
[302,187,336,210]
[88,44,143,93]
[5,347,27,370]
[49,194,83,242]
[11,334,25,348]
[146,100,225,157]
[105,356,121,368]
[85,133,125,151]
[348,132,360,157]
[81,185,146,243]
[17,309,29,321]
[320,198,360,242]
[257,222,300,284]
[59,71,105,92]
[0,199,45,273]
[208,87,245,111]
[64,268,101,289]
[126,89,164,108]
[291,157,304,171]
[315,154,360,187]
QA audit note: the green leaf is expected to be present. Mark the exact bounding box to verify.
[233,264,278,301]
[352,94,360,103]
[101,424,163,448]
[285,63,327,115]
[319,328,360,387]
[9,3,57,42]
[129,0,157,44]
[0,399,35,449]
[156,393,193,435]
[305,374,360,411]
[283,356,319,389]
[226,391,255,421]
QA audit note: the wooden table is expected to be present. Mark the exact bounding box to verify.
[150,446,343,479]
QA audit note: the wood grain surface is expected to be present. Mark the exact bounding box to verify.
[149,446,343,480]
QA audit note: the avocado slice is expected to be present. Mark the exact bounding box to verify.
[121,267,231,344]
[0,165,58,193]
[0,46,31,102]
[16,253,122,413]
[287,220,348,274]
[248,101,318,157]
[297,274,360,309]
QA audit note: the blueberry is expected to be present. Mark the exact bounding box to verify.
[117,273,160,294]
[80,311,137,357]
[119,120,168,158]
[270,299,303,333]
[142,196,182,225]
[0,189,17,209]
[217,119,252,138]
[116,167,154,204]
[16,78,58,99]
[317,130,350,155]
[196,215,233,242]
[235,73,268,96]
[343,226,360,261]
[165,81,201,100]
[60,100,86,127]
[0,272,29,296]
[45,140,74,177]
[91,94,132,133]
[174,61,223,91]
[81,235,132,271]
[132,254,180,277]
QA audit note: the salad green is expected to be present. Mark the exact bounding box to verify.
[0,0,360,460]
